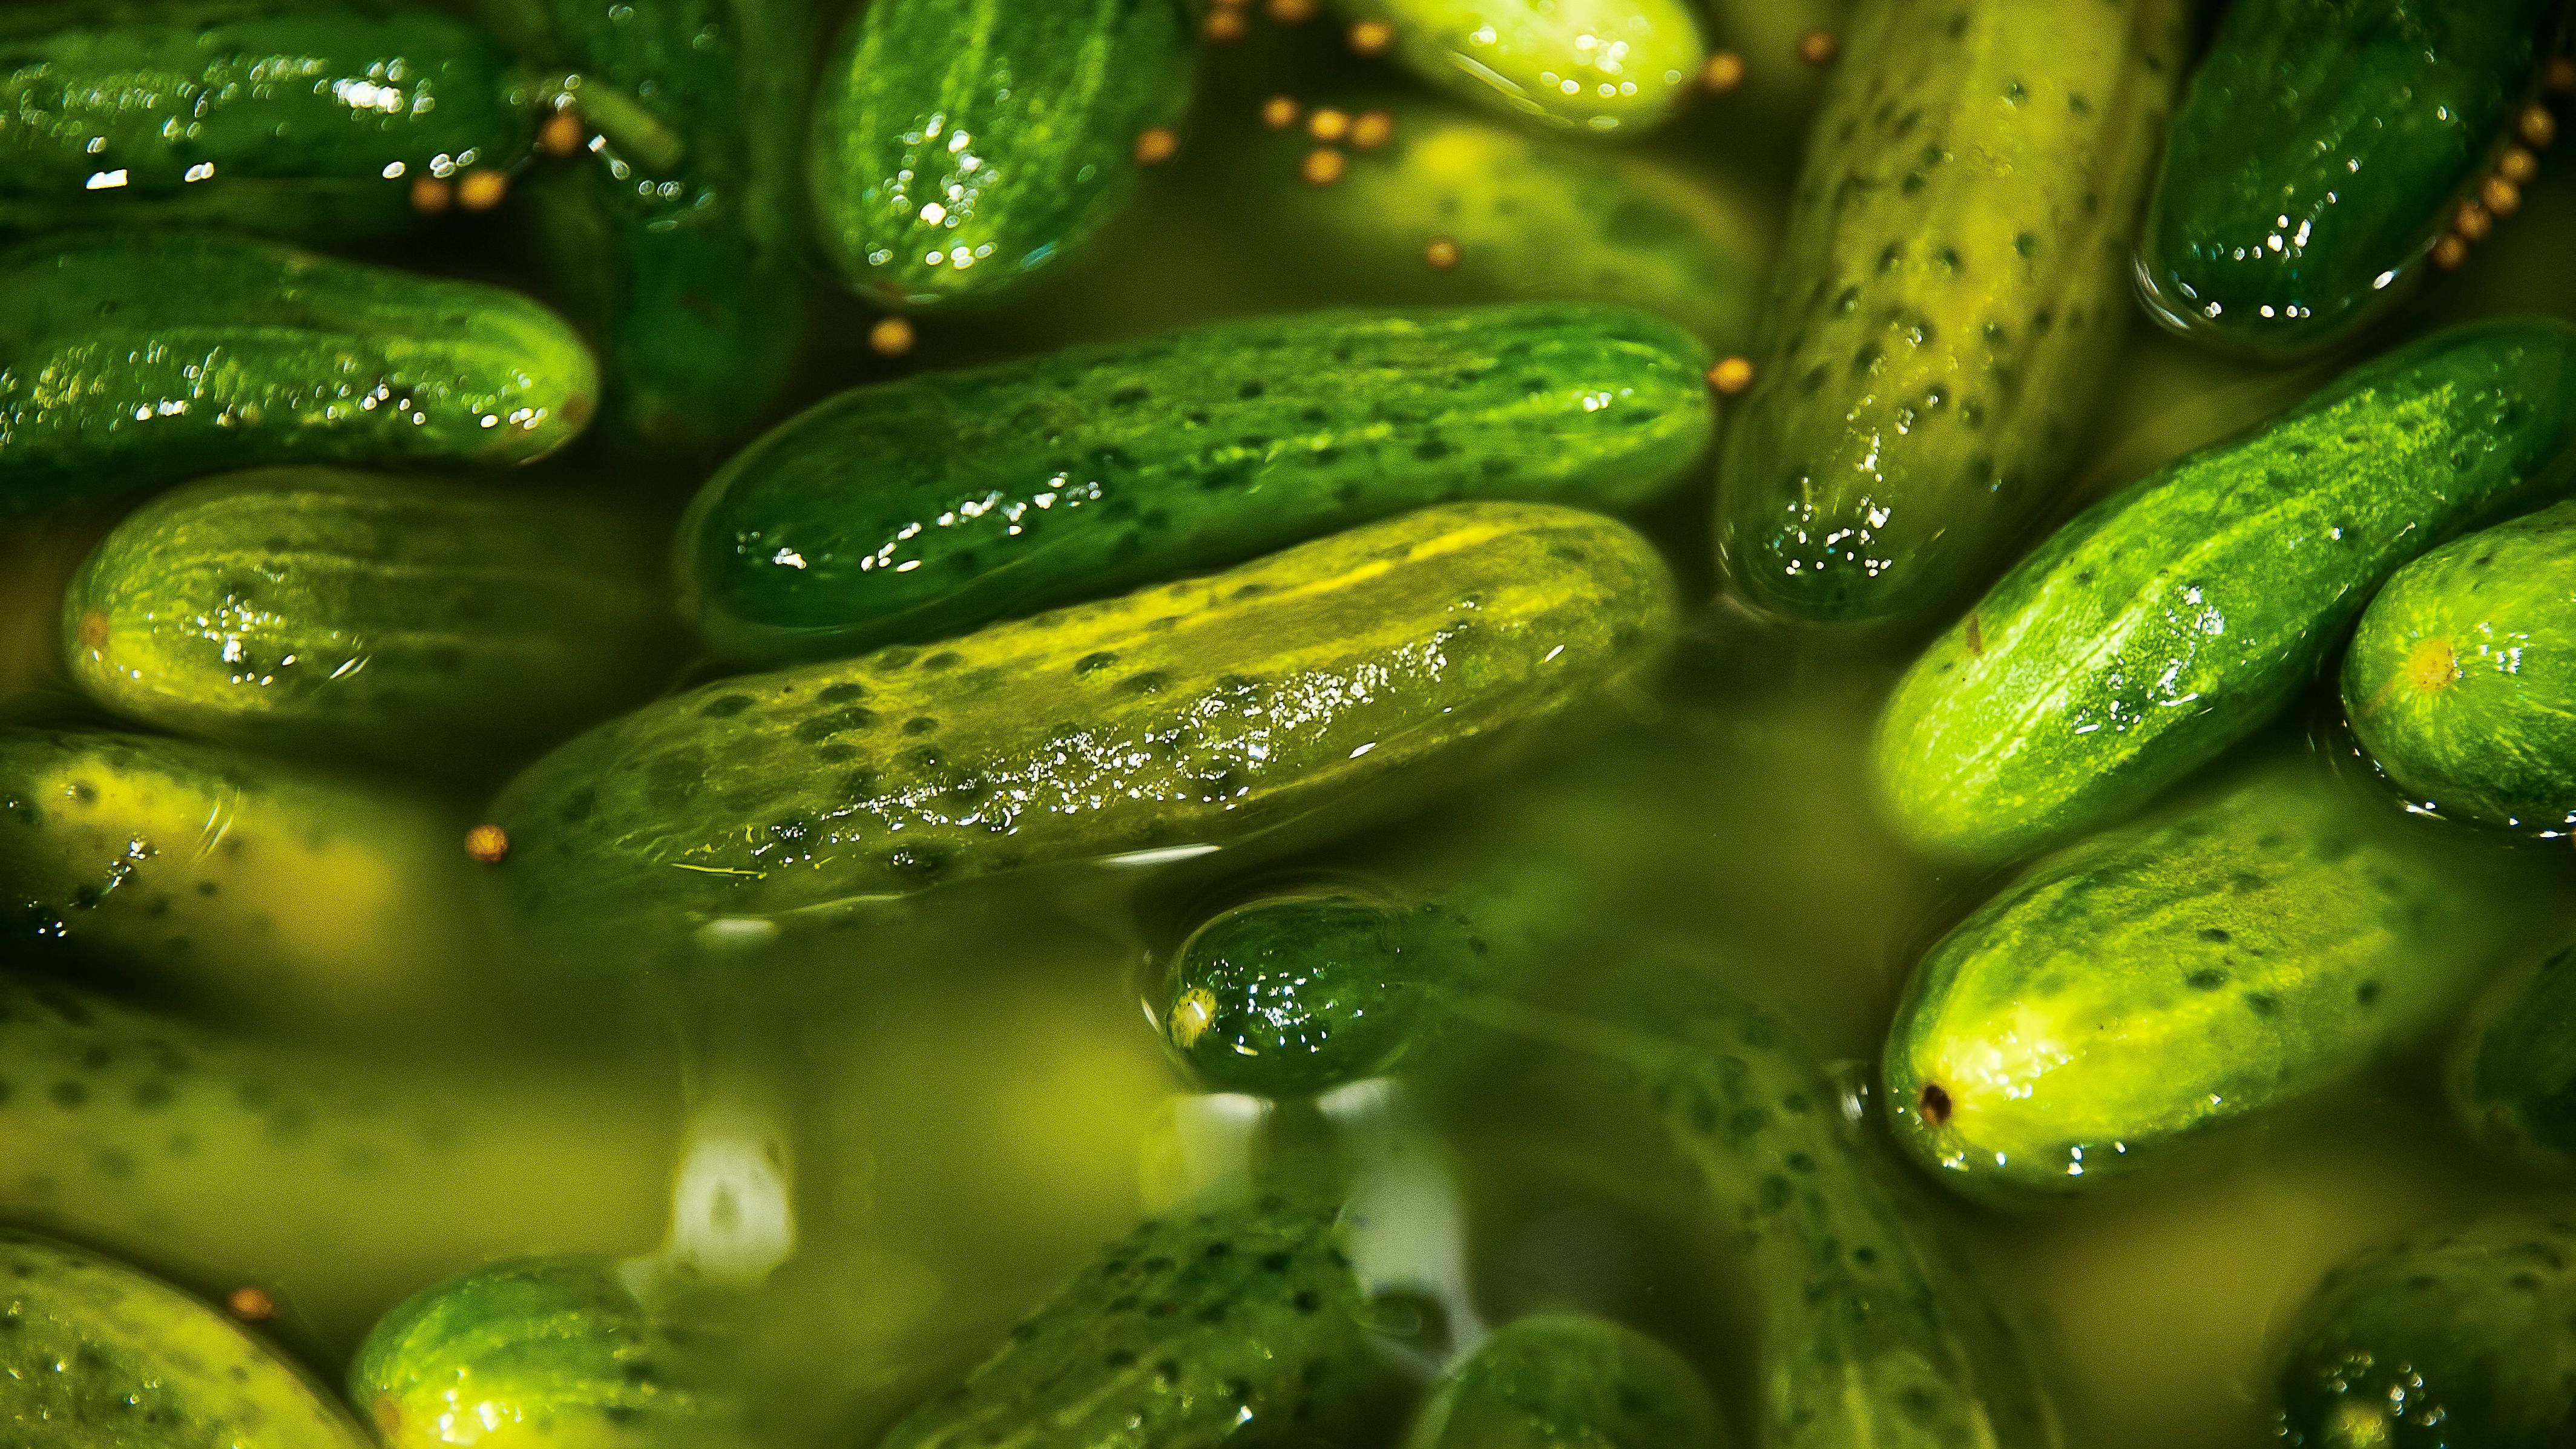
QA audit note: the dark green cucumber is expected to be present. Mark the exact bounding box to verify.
[2341,498,2576,835]
[0,0,539,240]
[2138,0,2563,356]
[493,502,1677,945]
[0,231,597,514]
[2452,938,2576,1174]
[1714,0,2185,623]
[64,468,672,777]
[1329,0,1706,134]
[808,0,1197,309]
[2274,1214,2576,1448]
[678,306,1711,662]
[879,1189,1387,1449]
[0,1229,370,1448]
[1401,1313,1725,1449]
[1883,757,2537,1202]
[1872,317,2576,865]
[353,1256,748,1449]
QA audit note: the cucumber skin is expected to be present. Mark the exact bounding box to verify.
[0,232,597,514]
[808,0,1195,309]
[1329,0,1705,135]
[0,0,537,240]
[2138,0,2558,357]
[880,1192,1382,1449]
[678,305,1712,662]
[2275,1215,2576,1449]
[2342,499,2576,834]
[1884,759,2525,1203]
[1715,0,2185,623]
[2453,941,2576,1175]
[0,1229,370,1449]
[63,468,671,777]
[1402,1313,1725,1449]
[495,502,1677,943]
[1871,318,2576,866]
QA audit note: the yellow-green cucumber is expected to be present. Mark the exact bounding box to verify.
[1327,0,1707,135]
[1401,1313,1727,1449]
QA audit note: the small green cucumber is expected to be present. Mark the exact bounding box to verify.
[808,0,1197,309]
[1882,757,2532,1202]
[0,1229,370,1448]
[0,728,486,1015]
[878,1189,1387,1449]
[678,305,1711,662]
[2451,938,2576,1174]
[64,468,672,777]
[2274,1214,2576,1448]
[1872,317,2576,866]
[354,1256,748,1449]
[0,0,539,240]
[0,231,597,514]
[1714,0,2185,623]
[1401,1313,1726,1449]
[2341,498,2576,836]
[1327,0,1706,135]
[494,502,1677,944]
[2138,0,2563,356]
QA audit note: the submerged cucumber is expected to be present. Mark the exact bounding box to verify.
[0,231,597,514]
[494,502,1677,945]
[1714,0,2184,623]
[64,468,672,777]
[1883,757,2534,1202]
[0,1229,369,1448]
[1873,317,2576,866]
[809,0,1197,309]
[2275,1214,2576,1449]
[2138,0,2561,356]
[2452,938,2576,1175]
[1329,0,1706,135]
[678,305,1708,662]
[1401,1313,1724,1449]
[2341,498,2576,836]
[0,0,539,239]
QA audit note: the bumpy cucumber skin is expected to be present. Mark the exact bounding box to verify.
[1715,0,2184,623]
[496,502,1676,942]
[678,306,1711,662]
[1401,1313,1725,1449]
[2275,1215,2576,1449]
[0,1229,369,1449]
[354,1257,746,1449]
[1871,318,2576,866]
[0,232,597,514]
[2342,498,2576,834]
[881,1192,1381,1449]
[0,0,537,239]
[2453,941,2576,1175]
[1331,0,1704,134]
[809,0,1195,309]
[2138,0,2558,357]
[63,468,670,776]
[1884,759,2523,1202]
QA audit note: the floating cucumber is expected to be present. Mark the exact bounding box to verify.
[878,1188,1388,1449]
[64,469,672,777]
[0,728,487,1015]
[0,0,539,240]
[353,1256,749,1449]
[0,1229,370,1449]
[2138,0,2562,356]
[494,502,1678,944]
[678,305,1710,662]
[1714,0,2185,624]
[2452,938,2576,1175]
[0,231,597,515]
[808,0,1197,309]
[1871,317,2576,866]
[2274,1213,2576,1448]
[1401,1313,1726,1449]
[1329,0,1706,135]
[2341,498,2576,836]
[1883,757,2535,1202]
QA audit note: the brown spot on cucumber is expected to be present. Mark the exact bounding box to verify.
[373,1395,404,1438]
[1963,611,1984,657]
[77,610,108,652]
[1917,1082,1951,1126]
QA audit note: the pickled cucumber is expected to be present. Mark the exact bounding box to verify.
[2452,939,2576,1175]
[1401,1313,1726,1449]
[1328,0,1707,135]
